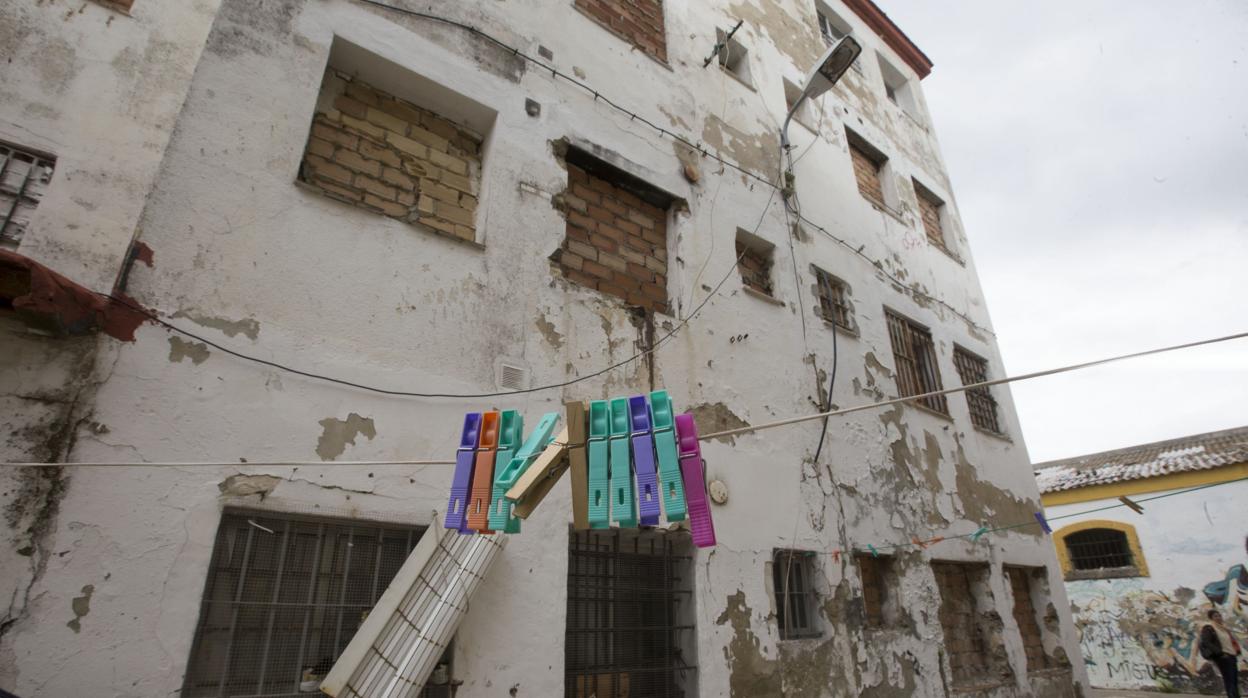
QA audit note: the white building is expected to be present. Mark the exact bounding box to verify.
[1,1,1086,696]
[1036,426,1248,695]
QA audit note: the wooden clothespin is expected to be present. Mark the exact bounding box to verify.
[506,426,570,519]
[1118,496,1145,515]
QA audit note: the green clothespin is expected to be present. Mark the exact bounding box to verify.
[608,397,637,528]
[649,390,687,522]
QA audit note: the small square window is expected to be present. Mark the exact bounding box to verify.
[845,129,887,209]
[735,229,775,298]
[812,266,853,331]
[0,142,56,250]
[877,54,919,118]
[913,180,948,249]
[716,28,752,87]
[773,549,821,640]
[952,347,1001,433]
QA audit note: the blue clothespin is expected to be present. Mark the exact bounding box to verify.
[490,411,559,533]
[445,413,482,531]
[971,525,989,543]
[649,390,686,522]
[1034,512,1052,534]
[608,398,637,528]
[629,395,661,526]
[587,400,611,529]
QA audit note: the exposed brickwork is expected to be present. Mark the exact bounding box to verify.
[299,74,483,243]
[575,0,668,63]
[856,554,889,628]
[735,238,772,296]
[1007,568,1051,671]
[849,141,885,207]
[556,163,668,313]
[933,562,996,686]
[914,180,946,246]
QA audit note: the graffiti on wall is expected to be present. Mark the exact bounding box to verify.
[1071,554,1248,693]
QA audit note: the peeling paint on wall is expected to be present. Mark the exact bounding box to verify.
[65,584,93,633]
[702,114,781,179]
[167,336,210,364]
[535,313,564,350]
[953,436,1040,531]
[315,413,376,461]
[690,402,749,445]
[217,474,282,498]
[171,309,260,340]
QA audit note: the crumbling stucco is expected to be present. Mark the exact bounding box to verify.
[171,309,260,340]
[218,473,282,498]
[690,402,750,445]
[315,413,376,461]
[65,584,93,633]
[167,336,210,364]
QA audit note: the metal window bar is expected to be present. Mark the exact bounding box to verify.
[181,511,431,698]
[773,551,821,640]
[813,268,852,330]
[953,349,1001,432]
[0,143,56,249]
[1066,529,1134,571]
[1006,568,1050,671]
[565,528,696,698]
[886,311,948,414]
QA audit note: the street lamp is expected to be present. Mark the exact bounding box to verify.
[781,35,862,155]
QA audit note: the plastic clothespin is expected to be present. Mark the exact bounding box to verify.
[587,400,611,529]
[490,412,559,533]
[608,397,637,528]
[649,390,686,522]
[831,549,842,563]
[476,410,521,532]
[674,412,716,548]
[867,544,880,558]
[1118,496,1145,515]
[465,411,501,533]
[911,537,928,550]
[445,413,482,532]
[971,525,989,543]
[1034,512,1052,534]
[566,401,591,531]
[629,396,661,526]
[507,425,570,519]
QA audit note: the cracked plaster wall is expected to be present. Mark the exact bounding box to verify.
[0,0,1085,696]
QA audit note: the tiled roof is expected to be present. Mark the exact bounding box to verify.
[1033,425,1248,494]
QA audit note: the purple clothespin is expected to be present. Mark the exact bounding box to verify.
[445,413,482,532]
[1033,512,1052,534]
[629,396,661,526]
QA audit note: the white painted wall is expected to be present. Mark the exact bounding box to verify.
[1048,477,1248,693]
[0,1,1087,696]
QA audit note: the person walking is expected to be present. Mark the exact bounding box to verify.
[1201,609,1244,698]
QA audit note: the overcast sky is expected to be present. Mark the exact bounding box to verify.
[881,2,1248,462]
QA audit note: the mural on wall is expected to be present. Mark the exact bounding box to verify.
[1070,541,1248,694]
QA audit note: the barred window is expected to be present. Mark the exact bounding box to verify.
[566,528,697,698]
[885,310,948,414]
[1065,528,1133,571]
[0,143,56,250]
[952,347,1001,433]
[812,266,853,331]
[773,549,821,640]
[913,179,946,248]
[181,510,442,697]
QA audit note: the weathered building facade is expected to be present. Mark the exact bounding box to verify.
[1,1,1086,696]
[1036,427,1248,695]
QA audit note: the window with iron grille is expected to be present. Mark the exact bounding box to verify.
[1065,528,1134,572]
[1006,567,1052,671]
[846,130,886,208]
[181,510,444,698]
[856,554,893,628]
[913,180,947,249]
[735,229,775,298]
[885,310,948,414]
[952,347,1001,433]
[812,266,853,331]
[0,143,56,250]
[773,549,821,640]
[565,528,696,698]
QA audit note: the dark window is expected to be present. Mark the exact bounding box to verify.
[914,180,947,248]
[773,549,821,639]
[818,11,846,44]
[953,347,1001,433]
[856,554,893,628]
[846,131,886,207]
[1006,567,1051,671]
[0,142,55,250]
[812,266,853,330]
[735,230,775,297]
[565,528,696,698]
[1066,528,1134,571]
[885,310,948,414]
[181,511,433,697]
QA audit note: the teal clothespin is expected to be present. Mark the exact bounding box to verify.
[867,544,879,558]
[608,397,637,528]
[971,525,989,543]
[587,400,611,529]
[649,390,686,522]
[490,411,559,533]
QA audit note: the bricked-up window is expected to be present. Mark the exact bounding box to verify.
[856,554,895,628]
[846,130,886,208]
[565,528,696,698]
[1065,529,1134,571]
[932,562,996,687]
[181,511,442,697]
[952,347,1001,433]
[556,151,672,313]
[0,143,56,250]
[773,550,821,640]
[735,230,774,297]
[914,180,947,248]
[812,266,853,331]
[1006,567,1052,672]
[298,72,484,243]
[885,310,948,414]
[574,0,667,63]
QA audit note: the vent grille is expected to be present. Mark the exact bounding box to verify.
[498,362,528,390]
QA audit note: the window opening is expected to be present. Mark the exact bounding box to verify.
[0,143,56,250]
[735,229,775,297]
[856,553,894,628]
[1065,528,1134,571]
[846,130,887,208]
[1006,567,1052,671]
[812,266,853,331]
[816,7,862,73]
[716,27,752,87]
[952,347,1001,433]
[913,180,947,249]
[885,310,948,414]
[932,562,993,686]
[773,549,821,640]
